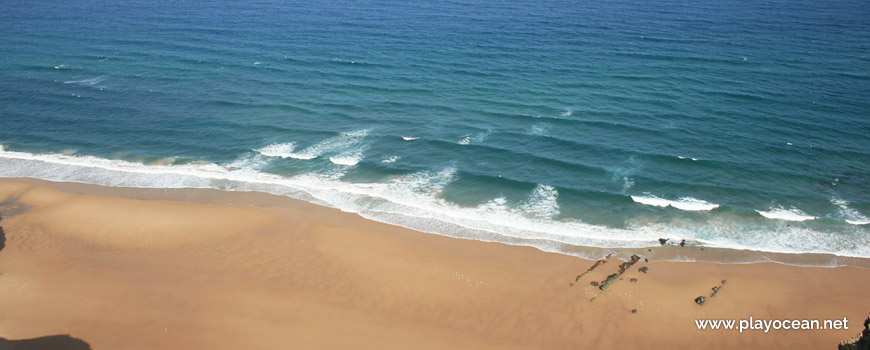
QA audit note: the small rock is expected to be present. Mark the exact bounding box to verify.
[639,267,649,274]
[679,239,686,247]
[590,281,599,287]
[644,258,649,263]
[658,238,668,245]
[630,278,638,283]
[631,309,637,314]
[695,296,706,305]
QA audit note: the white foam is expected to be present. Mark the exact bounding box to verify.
[285,129,370,160]
[255,142,296,158]
[756,207,817,222]
[457,131,489,145]
[631,194,720,211]
[401,136,418,141]
[63,76,106,86]
[832,198,870,225]
[530,124,549,136]
[382,156,399,164]
[328,143,368,166]
[519,185,560,219]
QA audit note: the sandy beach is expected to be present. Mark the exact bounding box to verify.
[0,179,867,349]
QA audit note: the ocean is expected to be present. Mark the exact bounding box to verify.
[1,0,868,262]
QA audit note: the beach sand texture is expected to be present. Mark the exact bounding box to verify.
[0,180,867,349]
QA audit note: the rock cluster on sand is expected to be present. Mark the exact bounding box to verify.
[0,214,5,252]
[599,255,641,291]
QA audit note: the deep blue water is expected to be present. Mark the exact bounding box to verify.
[1,0,869,259]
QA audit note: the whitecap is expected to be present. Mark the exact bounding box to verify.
[401,136,418,141]
[285,129,370,160]
[831,198,870,225]
[329,156,361,166]
[756,207,817,222]
[631,194,720,211]
[254,142,296,158]
[63,76,106,86]
[382,156,399,164]
[458,131,489,145]
[519,185,560,219]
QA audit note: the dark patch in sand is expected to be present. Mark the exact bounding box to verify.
[0,335,91,350]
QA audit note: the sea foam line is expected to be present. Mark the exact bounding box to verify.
[0,146,867,259]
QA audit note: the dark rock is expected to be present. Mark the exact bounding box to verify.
[838,313,869,350]
[598,255,643,290]
[590,281,599,287]
[574,256,610,283]
[631,309,637,314]
[639,266,648,274]
[0,225,5,252]
[599,273,619,290]
[658,238,668,246]
[0,335,91,350]
[630,278,638,283]
[721,280,727,284]
[694,296,706,305]
[679,239,686,247]
[644,258,649,263]
[711,286,720,297]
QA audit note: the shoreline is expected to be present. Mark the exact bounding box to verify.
[3,176,869,268]
[1,179,869,348]
[1,148,867,262]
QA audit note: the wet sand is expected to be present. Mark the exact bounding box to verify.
[0,179,867,349]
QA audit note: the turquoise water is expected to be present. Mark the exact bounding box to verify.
[1,0,869,260]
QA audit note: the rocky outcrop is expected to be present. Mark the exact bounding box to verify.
[599,255,641,291]
[0,213,4,252]
[839,314,870,350]
[571,255,611,286]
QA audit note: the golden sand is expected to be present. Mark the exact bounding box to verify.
[0,180,867,349]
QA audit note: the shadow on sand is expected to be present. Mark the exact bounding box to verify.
[0,335,91,350]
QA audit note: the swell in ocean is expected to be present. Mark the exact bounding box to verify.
[1,145,867,265]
